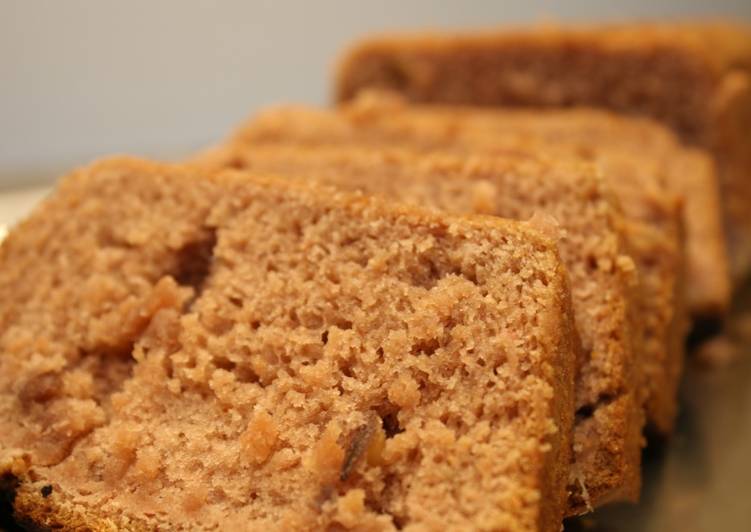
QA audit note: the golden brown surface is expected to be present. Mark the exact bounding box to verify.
[334,21,751,283]
[197,123,648,511]
[0,158,579,531]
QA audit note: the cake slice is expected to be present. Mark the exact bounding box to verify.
[1,158,578,531]
[194,141,645,511]
[220,99,686,436]
[334,21,751,283]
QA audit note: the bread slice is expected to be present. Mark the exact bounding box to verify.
[0,158,578,531]
[219,98,686,436]
[329,101,691,434]
[334,21,751,283]
[194,141,644,511]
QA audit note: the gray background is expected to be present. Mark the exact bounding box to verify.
[1,0,750,187]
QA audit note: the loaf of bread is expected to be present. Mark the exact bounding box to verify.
[195,139,645,511]
[0,158,579,531]
[335,21,751,284]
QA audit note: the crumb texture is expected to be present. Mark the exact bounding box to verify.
[235,97,695,439]
[222,104,658,508]
[1,159,577,531]
[0,161,217,467]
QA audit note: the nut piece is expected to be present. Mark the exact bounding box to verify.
[340,413,386,481]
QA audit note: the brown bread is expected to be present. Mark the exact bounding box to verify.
[196,134,648,511]
[0,158,578,531]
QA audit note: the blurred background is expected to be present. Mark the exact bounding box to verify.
[2,0,751,190]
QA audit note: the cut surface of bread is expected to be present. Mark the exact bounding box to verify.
[195,139,645,511]
[0,158,578,531]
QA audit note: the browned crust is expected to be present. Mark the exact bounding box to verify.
[569,394,642,511]
[539,265,579,528]
[668,148,730,315]
[3,474,150,531]
[630,220,688,433]
[0,450,127,531]
[13,486,124,532]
